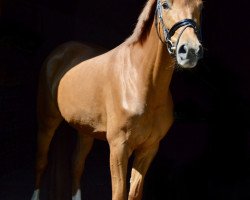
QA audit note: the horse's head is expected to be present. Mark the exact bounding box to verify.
[156,0,203,68]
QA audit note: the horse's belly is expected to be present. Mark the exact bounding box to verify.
[59,103,107,133]
[58,91,107,133]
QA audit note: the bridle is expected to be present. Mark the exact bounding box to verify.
[155,0,201,56]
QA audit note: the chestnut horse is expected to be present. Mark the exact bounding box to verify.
[31,0,203,199]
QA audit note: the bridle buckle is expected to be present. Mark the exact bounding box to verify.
[166,39,175,55]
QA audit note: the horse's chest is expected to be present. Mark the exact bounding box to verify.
[127,113,159,144]
[127,104,173,147]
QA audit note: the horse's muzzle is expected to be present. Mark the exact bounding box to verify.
[176,44,203,68]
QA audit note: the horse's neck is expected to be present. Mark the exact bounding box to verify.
[129,20,174,104]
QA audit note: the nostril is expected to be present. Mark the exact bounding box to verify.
[197,45,203,59]
[178,44,188,55]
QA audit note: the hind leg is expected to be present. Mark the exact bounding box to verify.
[31,116,62,200]
[72,131,94,200]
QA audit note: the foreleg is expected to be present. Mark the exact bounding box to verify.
[128,143,159,200]
[109,137,133,200]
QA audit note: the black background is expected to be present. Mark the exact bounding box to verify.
[0,0,249,199]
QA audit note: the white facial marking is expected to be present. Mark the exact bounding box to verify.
[31,189,40,200]
[72,189,81,200]
[176,42,200,68]
[177,55,198,68]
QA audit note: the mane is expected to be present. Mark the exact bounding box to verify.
[125,0,157,45]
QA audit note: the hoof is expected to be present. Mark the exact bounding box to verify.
[31,189,40,200]
[72,189,81,200]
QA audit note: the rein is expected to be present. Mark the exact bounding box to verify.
[155,0,201,56]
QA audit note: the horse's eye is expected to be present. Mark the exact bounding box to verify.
[162,2,169,9]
